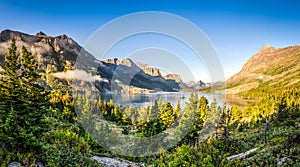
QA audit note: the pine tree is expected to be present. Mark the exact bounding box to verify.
[0,38,23,151]
[19,46,49,136]
[0,39,49,153]
[198,96,209,126]
[0,38,21,118]
[159,101,174,127]
[216,103,231,144]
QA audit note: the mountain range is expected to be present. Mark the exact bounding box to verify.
[2,30,299,95]
[0,30,207,93]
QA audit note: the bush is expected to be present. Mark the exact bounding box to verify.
[41,129,101,167]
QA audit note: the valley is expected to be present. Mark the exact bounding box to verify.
[0,30,299,166]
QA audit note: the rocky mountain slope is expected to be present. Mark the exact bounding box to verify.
[226,44,300,94]
[136,61,207,90]
[97,58,180,92]
[185,80,207,90]
[0,29,93,72]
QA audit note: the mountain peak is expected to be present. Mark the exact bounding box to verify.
[35,31,47,37]
[262,43,271,49]
[258,43,274,53]
[226,44,300,94]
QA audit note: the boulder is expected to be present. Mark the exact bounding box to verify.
[8,162,23,167]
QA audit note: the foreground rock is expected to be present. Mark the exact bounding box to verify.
[8,162,23,167]
[226,148,258,161]
[91,156,145,167]
[7,162,44,167]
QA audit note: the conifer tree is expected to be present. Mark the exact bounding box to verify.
[0,38,21,117]
[0,39,49,153]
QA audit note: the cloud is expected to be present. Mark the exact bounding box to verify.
[50,70,108,82]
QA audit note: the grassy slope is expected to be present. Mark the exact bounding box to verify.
[226,46,300,98]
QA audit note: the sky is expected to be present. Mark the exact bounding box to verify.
[1,0,300,81]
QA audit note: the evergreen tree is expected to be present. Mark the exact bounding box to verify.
[159,101,175,127]
[19,46,49,136]
[216,103,231,144]
[0,38,21,118]
[0,40,49,153]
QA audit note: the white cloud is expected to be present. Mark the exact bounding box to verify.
[50,70,108,82]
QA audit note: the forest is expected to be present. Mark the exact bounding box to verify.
[0,39,300,166]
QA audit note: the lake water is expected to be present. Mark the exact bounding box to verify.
[100,92,250,108]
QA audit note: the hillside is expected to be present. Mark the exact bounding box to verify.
[226,44,300,96]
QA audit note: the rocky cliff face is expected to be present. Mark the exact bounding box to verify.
[226,44,300,94]
[164,74,181,82]
[143,67,161,76]
[135,62,161,76]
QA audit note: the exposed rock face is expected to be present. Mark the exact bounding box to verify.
[135,62,161,76]
[143,67,161,76]
[136,61,148,69]
[226,44,300,94]
[164,74,181,82]
[102,58,118,64]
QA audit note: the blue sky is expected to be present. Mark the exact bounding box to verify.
[1,0,300,81]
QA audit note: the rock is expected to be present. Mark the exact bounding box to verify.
[164,74,181,82]
[35,31,47,37]
[34,162,45,167]
[136,62,148,69]
[7,161,44,167]
[227,148,258,161]
[8,162,23,167]
[277,157,293,166]
[91,156,144,167]
[92,156,128,167]
[143,67,161,76]
[102,58,118,65]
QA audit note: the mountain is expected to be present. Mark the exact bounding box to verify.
[163,74,191,90]
[0,29,97,72]
[136,61,161,76]
[0,30,180,92]
[96,58,180,92]
[226,44,300,94]
[185,80,208,90]
[135,62,201,90]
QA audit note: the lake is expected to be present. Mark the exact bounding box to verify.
[100,92,250,108]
